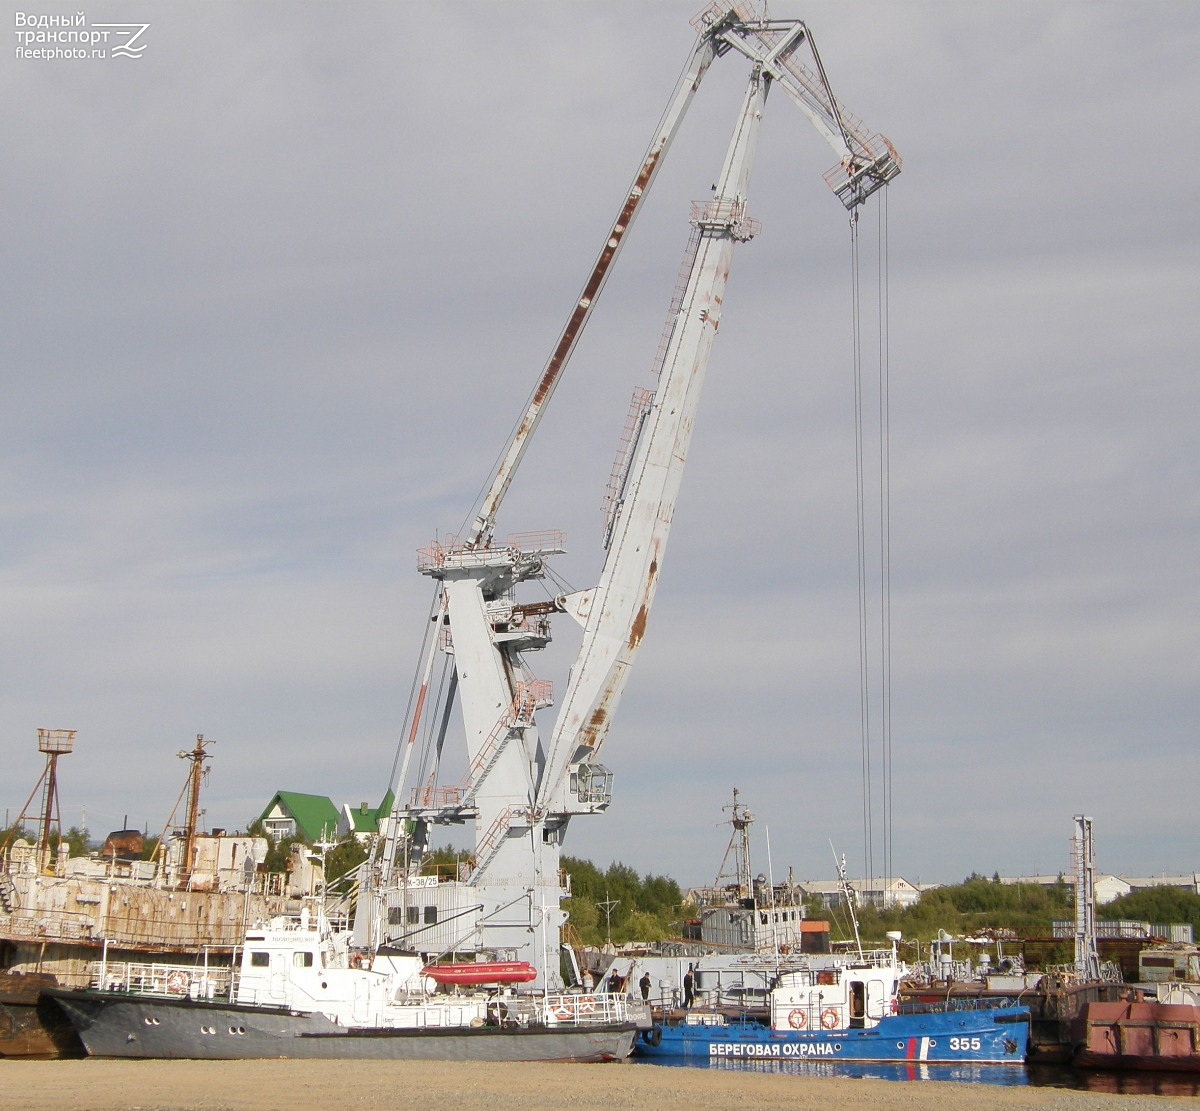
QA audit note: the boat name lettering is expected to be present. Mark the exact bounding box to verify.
[708,1040,838,1058]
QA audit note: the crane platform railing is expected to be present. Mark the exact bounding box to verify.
[417,532,566,573]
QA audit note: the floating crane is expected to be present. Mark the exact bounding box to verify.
[364,3,900,987]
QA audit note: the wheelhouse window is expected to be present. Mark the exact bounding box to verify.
[250,952,270,967]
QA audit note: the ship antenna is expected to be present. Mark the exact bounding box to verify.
[831,844,863,958]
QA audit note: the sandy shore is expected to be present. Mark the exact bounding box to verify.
[1,1060,1195,1111]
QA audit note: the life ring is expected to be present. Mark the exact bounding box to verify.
[820,1007,840,1031]
[578,994,596,1014]
[642,1025,663,1048]
[485,1002,508,1025]
[552,1003,573,1021]
[166,970,190,995]
[787,1008,807,1030]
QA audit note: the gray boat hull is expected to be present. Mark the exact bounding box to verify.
[46,989,638,1062]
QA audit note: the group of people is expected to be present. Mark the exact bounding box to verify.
[580,966,656,1004]
[578,964,696,1008]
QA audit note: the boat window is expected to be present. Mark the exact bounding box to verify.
[387,907,404,926]
[424,905,438,925]
[250,952,269,967]
[293,952,314,968]
[407,906,420,924]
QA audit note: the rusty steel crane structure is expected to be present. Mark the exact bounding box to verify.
[364,3,899,986]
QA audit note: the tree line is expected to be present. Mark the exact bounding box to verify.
[8,822,1198,953]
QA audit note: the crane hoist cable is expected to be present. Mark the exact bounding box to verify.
[850,191,894,899]
[876,187,894,898]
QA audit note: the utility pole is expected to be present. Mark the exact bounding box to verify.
[596,892,619,947]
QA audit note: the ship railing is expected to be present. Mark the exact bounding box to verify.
[540,990,631,1026]
[85,959,234,1000]
[842,947,900,967]
[897,995,1025,1016]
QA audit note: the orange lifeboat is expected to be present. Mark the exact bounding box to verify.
[421,961,537,986]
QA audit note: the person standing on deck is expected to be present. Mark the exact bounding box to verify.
[683,963,695,1008]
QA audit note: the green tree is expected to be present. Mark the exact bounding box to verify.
[324,837,370,884]
[1101,888,1200,935]
[57,825,90,857]
[245,819,303,874]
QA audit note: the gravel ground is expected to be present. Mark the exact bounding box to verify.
[2,1060,1196,1111]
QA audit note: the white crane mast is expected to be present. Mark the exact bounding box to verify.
[373,4,899,987]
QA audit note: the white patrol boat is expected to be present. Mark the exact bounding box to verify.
[47,899,642,1061]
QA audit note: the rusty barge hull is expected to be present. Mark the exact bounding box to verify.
[0,970,82,1057]
[1073,999,1200,1072]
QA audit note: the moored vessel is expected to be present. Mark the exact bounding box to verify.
[1072,985,1200,1073]
[47,898,642,1061]
[634,935,1028,1065]
[0,733,309,1057]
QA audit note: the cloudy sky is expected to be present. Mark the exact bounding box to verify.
[4,1,1197,890]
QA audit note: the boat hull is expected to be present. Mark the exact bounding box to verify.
[0,971,83,1058]
[46,989,638,1062]
[1072,999,1200,1072]
[636,1005,1029,1065]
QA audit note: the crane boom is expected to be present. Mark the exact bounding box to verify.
[466,30,720,549]
[536,58,774,812]
[535,9,898,811]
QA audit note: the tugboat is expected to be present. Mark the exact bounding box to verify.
[635,853,1030,1066]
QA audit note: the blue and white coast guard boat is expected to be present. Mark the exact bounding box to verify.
[635,938,1029,1065]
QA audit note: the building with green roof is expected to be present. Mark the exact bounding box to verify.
[341,789,394,843]
[259,791,344,844]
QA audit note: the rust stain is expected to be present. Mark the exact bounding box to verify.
[628,556,660,649]
[531,147,663,408]
[628,605,648,650]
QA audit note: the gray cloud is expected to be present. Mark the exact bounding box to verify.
[3,1,1197,889]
